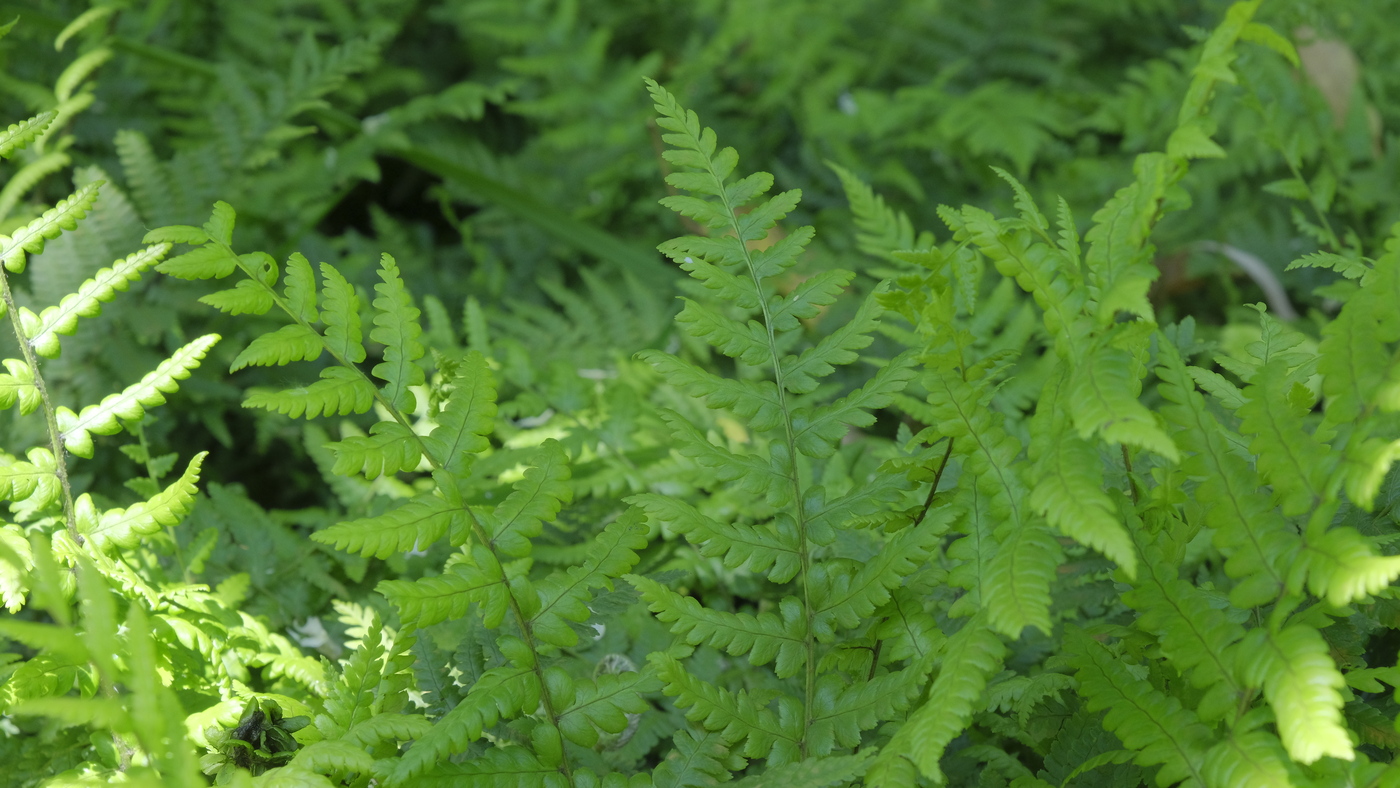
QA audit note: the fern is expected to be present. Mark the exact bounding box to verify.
[634,79,929,777]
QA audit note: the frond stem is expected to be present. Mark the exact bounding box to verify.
[0,268,79,544]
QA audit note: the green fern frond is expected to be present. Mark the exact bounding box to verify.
[870,615,1004,785]
[23,243,169,358]
[370,253,426,412]
[327,422,423,479]
[807,661,931,755]
[529,510,648,648]
[1293,526,1400,606]
[1067,628,1210,788]
[629,493,799,582]
[1157,342,1294,608]
[0,358,41,414]
[480,440,571,558]
[640,351,784,431]
[780,287,885,395]
[558,669,661,748]
[389,666,537,784]
[320,262,367,364]
[57,334,220,458]
[1082,153,1176,325]
[830,162,922,260]
[791,352,917,458]
[809,523,940,637]
[650,652,802,765]
[0,112,56,159]
[230,324,323,371]
[243,366,376,419]
[632,575,807,677]
[1235,625,1352,764]
[0,181,102,273]
[0,447,59,507]
[1068,332,1179,461]
[80,453,205,552]
[652,729,742,788]
[421,350,496,476]
[313,492,461,560]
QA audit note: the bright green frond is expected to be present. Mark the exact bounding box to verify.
[389,667,536,784]
[0,181,101,273]
[1235,626,1352,764]
[779,284,885,395]
[320,262,366,364]
[328,422,424,479]
[791,352,917,458]
[80,453,204,552]
[641,350,784,432]
[27,244,167,358]
[0,112,55,159]
[231,324,323,371]
[422,350,496,475]
[0,358,40,414]
[530,510,648,648]
[370,253,426,412]
[482,441,572,558]
[312,492,460,559]
[243,366,376,419]
[872,615,1005,785]
[558,670,660,748]
[57,334,219,458]
[629,493,799,583]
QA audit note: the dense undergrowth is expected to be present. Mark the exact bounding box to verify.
[3,1,1400,786]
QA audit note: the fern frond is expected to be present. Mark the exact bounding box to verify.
[810,524,940,637]
[791,352,917,458]
[1122,542,1243,721]
[1157,342,1294,607]
[230,324,323,371]
[780,286,885,395]
[558,669,661,748]
[313,492,460,560]
[24,244,169,358]
[641,350,784,431]
[0,181,102,273]
[807,662,931,755]
[1235,625,1352,763]
[1083,153,1175,324]
[632,575,807,677]
[389,667,536,784]
[650,652,802,765]
[243,366,376,419]
[0,358,41,414]
[376,559,498,628]
[1067,628,1210,788]
[1200,730,1292,787]
[0,112,56,159]
[830,162,920,260]
[1293,526,1400,606]
[631,493,799,582]
[652,729,742,788]
[199,278,274,315]
[662,410,789,506]
[369,253,426,412]
[409,747,559,787]
[0,447,59,507]
[320,262,366,363]
[870,615,1004,785]
[529,510,648,648]
[56,334,220,458]
[1070,347,1180,462]
[80,453,205,552]
[1029,429,1133,573]
[422,351,496,475]
[327,422,423,480]
[480,440,571,558]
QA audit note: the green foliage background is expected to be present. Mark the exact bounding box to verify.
[2,0,1400,786]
